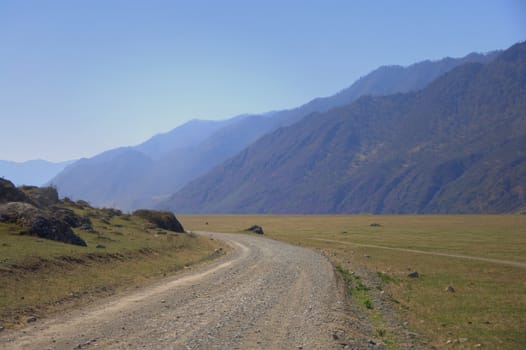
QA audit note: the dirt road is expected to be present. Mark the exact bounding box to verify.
[311,238,526,269]
[0,232,350,350]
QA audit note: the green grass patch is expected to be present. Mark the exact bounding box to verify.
[0,205,221,328]
[336,264,372,309]
[377,271,399,284]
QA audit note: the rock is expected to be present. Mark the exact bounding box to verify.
[0,325,4,332]
[133,209,185,233]
[0,178,30,204]
[19,186,59,208]
[75,200,90,208]
[51,207,92,229]
[80,223,95,233]
[101,208,122,218]
[407,271,419,278]
[27,316,37,323]
[370,223,381,227]
[0,202,41,226]
[31,216,87,246]
[96,244,106,249]
[246,225,264,234]
[0,202,87,246]
[445,285,455,293]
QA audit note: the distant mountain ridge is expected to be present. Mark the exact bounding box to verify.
[50,49,500,210]
[0,159,75,186]
[161,42,526,214]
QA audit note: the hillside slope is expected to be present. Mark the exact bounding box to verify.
[162,42,526,214]
[51,51,498,210]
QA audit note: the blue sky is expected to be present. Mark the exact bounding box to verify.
[1,0,524,162]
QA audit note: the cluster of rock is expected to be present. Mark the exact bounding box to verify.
[0,178,92,246]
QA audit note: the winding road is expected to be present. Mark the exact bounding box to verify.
[0,232,349,350]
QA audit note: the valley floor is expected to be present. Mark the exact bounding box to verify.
[181,214,526,350]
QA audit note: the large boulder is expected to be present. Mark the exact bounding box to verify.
[30,215,87,246]
[132,209,185,233]
[0,178,29,204]
[19,185,59,208]
[246,225,264,234]
[0,202,41,226]
[0,202,87,246]
[51,206,93,229]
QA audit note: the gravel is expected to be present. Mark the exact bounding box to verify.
[0,232,353,349]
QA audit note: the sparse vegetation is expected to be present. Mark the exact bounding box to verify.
[377,271,399,284]
[182,214,526,350]
[0,200,221,329]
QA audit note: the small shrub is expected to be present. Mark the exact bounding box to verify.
[355,280,370,291]
[377,271,399,284]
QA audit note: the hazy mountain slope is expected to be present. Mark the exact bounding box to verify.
[49,117,241,208]
[130,114,275,208]
[302,51,500,113]
[134,117,248,160]
[50,50,499,210]
[162,42,525,214]
[0,159,75,186]
[50,149,154,208]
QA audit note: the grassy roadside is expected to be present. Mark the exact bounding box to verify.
[181,214,526,349]
[0,205,223,329]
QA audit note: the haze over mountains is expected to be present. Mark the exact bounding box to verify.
[163,42,526,214]
[48,50,500,211]
[0,159,75,187]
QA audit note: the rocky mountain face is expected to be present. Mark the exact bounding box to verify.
[162,42,526,214]
[49,51,499,211]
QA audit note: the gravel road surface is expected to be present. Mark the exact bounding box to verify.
[0,232,350,350]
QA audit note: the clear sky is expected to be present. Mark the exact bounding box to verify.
[1,0,524,162]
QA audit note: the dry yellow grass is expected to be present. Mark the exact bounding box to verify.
[181,214,526,350]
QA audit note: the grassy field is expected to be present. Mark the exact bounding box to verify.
[0,205,221,328]
[181,214,526,350]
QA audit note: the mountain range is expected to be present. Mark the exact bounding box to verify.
[161,42,526,214]
[0,159,75,186]
[48,50,499,210]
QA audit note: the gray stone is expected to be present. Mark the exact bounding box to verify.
[246,225,264,234]
[407,271,419,278]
